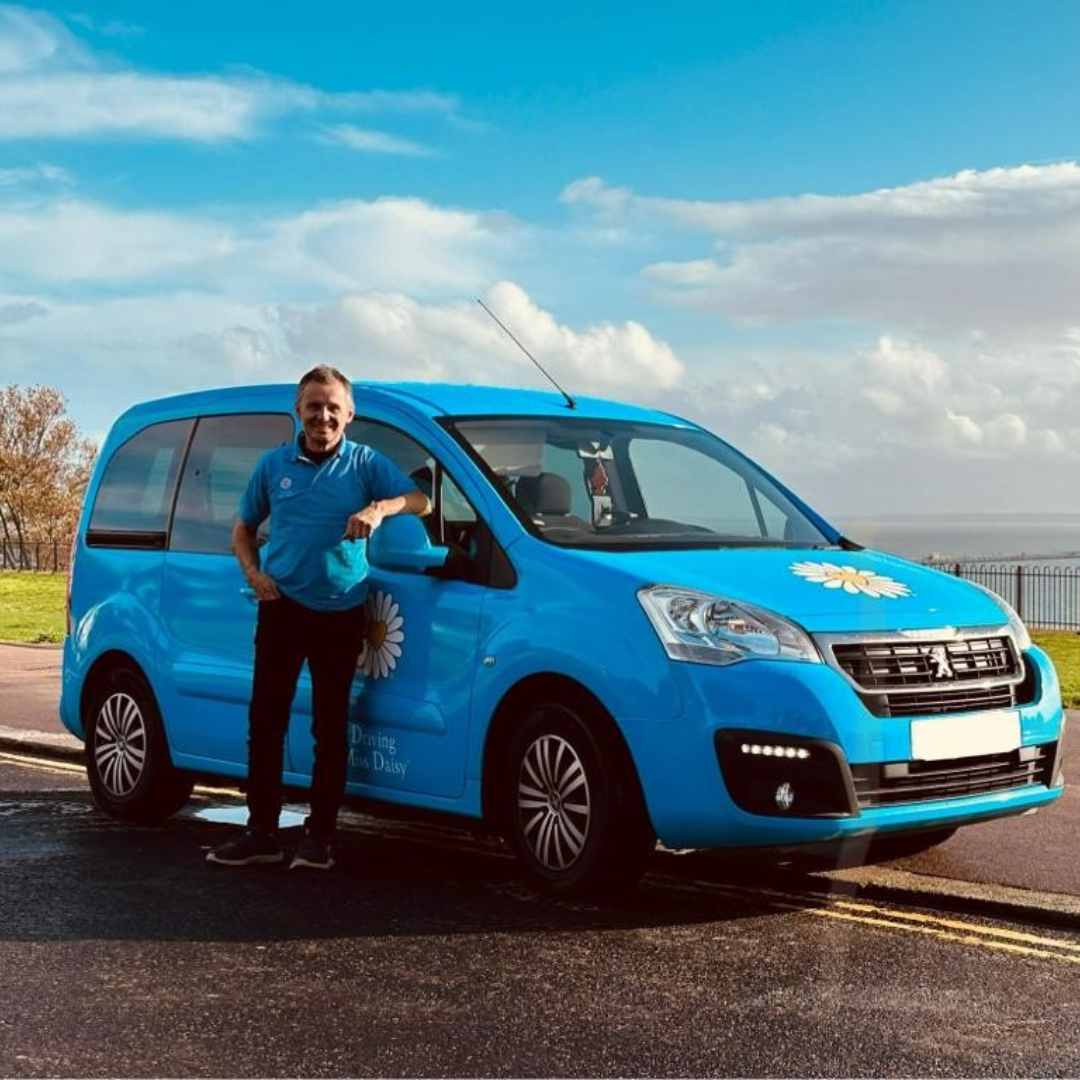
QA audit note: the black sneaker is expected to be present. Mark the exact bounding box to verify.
[206,828,285,866]
[290,833,334,871]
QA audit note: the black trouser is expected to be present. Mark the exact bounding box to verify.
[246,594,366,838]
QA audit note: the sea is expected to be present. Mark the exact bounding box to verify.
[829,513,1080,566]
[828,513,1080,628]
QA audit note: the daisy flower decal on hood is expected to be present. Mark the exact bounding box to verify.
[359,590,405,679]
[790,561,912,599]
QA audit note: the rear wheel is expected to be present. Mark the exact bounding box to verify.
[85,667,193,823]
[503,701,653,898]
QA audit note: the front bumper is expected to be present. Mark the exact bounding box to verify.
[620,644,1064,849]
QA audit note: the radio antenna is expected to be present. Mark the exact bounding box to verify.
[477,298,576,410]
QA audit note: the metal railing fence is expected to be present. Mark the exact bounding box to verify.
[1,540,70,573]
[925,560,1080,632]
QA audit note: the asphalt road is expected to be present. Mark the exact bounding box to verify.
[2,757,1079,1078]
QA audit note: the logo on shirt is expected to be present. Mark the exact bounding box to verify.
[279,477,292,490]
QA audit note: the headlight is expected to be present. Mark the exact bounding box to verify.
[968,581,1032,650]
[638,585,821,666]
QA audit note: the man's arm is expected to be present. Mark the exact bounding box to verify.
[231,517,281,600]
[343,489,432,540]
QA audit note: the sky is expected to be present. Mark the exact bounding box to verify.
[1,0,1078,518]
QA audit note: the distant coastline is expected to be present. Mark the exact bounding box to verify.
[829,512,1080,563]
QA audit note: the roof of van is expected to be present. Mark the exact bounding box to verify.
[357,381,682,422]
[122,380,691,426]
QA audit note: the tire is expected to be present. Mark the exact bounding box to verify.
[502,700,653,899]
[870,826,958,860]
[85,667,194,823]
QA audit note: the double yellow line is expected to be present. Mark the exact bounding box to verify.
[0,749,84,774]
[661,876,1080,965]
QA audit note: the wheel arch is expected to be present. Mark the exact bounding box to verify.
[480,672,652,836]
[81,650,155,729]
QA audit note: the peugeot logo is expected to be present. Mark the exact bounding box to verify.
[925,645,954,680]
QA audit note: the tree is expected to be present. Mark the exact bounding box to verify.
[0,384,97,569]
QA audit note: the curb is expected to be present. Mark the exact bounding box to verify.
[816,865,1080,930]
[0,726,84,762]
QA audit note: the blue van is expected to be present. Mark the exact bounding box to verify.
[61,381,1066,895]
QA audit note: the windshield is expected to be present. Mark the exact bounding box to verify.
[452,417,836,549]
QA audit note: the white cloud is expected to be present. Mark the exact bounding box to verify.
[1,198,236,282]
[0,4,463,143]
[863,336,946,393]
[280,281,684,396]
[0,5,90,72]
[0,71,310,141]
[0,282,684,441]
[944,407,984,446]
[567,165,1080,332]
[317,124,435,157]
[0,162,71,191]
[651,324,1080,515]
[0,192,514,295]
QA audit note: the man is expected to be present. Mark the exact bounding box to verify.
[207,365,430,870]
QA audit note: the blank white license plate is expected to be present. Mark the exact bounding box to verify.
[910,710,1021,761]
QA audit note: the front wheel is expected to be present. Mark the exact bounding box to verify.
[85,668,193,823]
[502,701,653,898]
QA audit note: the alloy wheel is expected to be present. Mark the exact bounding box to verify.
[93,691,148,798]
[517,733,592,870]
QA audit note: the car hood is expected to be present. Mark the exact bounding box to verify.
[567,545,1008,634]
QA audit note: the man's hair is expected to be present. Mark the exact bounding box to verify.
[296,364,353,407]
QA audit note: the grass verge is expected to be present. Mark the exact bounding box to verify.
[1,569,1078,706]
[1032,630,1080,709]
[0,570,66,643]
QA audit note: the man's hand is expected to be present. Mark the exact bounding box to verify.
[233,517,280,600]
[247,569,281,601]
[343,502,386,540]
[343,491,430,540]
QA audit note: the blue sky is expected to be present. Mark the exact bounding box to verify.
[1,0,1078,516]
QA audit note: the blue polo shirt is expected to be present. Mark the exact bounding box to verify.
[238,436,417,611]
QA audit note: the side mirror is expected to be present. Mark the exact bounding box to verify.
[367,513,449,573]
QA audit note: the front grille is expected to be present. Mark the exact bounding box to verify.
[851,743,1055,807]
[832,635,1017,688]
[883,683,1015,717]
[822,631,1023,717]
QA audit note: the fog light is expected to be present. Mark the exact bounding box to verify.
[775,782,795,811]
[740,742,810,760]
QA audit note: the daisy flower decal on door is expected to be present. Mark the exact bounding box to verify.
[790,561,912,599]
[359,590,405,678]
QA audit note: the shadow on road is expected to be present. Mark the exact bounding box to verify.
[0,790,879,945]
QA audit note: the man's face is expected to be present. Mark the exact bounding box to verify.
[296,378,354,453]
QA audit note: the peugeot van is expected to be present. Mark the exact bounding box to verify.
[61,381,1066,895]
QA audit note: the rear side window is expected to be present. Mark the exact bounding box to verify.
[171,413,294,554]
[87,420,193,548]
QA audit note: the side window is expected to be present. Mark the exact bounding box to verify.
[438,471,478,551]
[88,419,193,547]
[348,418,507,586]
[171,413,294,554]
